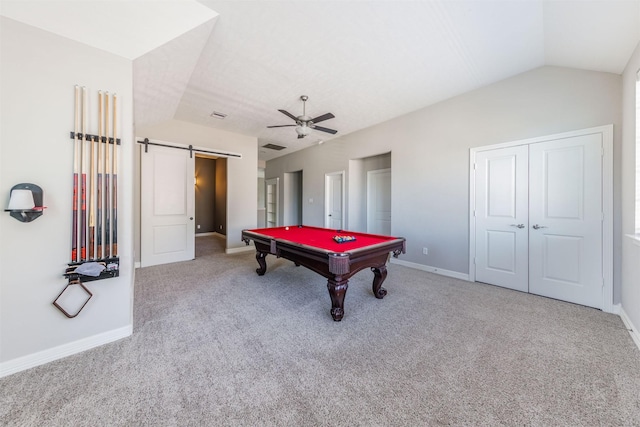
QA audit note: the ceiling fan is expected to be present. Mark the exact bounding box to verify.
[267,95,337,139]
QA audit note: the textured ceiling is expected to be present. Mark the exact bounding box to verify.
[0,0,218,60]
[139,0,640,161]
[2,1,639,162]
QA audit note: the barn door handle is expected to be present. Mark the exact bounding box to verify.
[532,224,547,230]
[510,224,525,229]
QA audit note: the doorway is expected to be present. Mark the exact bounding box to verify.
[195,156,227,236]
[367,168,391,235]
[325,171,345,229]
[284,171,303,225]
[348,152,392,232]
[265,177,279,227]
[470,126,613,310]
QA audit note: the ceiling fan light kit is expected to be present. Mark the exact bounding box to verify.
[295,124,312,137]
[267,95,337,139]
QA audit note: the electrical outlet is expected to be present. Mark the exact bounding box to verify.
[197,224,201,229]
[219,225,223,230]
[422,247,428,255]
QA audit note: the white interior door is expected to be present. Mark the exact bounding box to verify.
[473,131,605,309]
[367,168,391,235]
[528,134,603,307]
[325,172,344,229]
[475,146,529,292]
[141,144,195,267]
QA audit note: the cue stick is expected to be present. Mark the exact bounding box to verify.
[104,92,111,258]
[72,85,80,262]
[97,91,103,259]
[88,90,97,260]
[112,93,118,256]
[87,132,96,261]
[80,86,87,261]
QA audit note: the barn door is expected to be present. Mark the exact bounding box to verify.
[141,143,195,267]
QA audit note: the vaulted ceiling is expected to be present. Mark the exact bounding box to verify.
[2,0,639,161]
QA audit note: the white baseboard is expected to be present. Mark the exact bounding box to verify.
[390,258,470,281]
[226,244,255,254]
[134,261,141,269]
[619,307,640,352]
[0,325,132,378]
[611,303,621,315]
[196,232,224,238]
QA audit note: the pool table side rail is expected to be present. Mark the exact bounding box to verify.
[246,225,402,241]
[241,229,406,276]
[241,229,405,258]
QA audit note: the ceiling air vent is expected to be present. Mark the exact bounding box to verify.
[210,111,227,119]
[262,143,286,151]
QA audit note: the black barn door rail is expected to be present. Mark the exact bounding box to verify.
[137,138,242,159]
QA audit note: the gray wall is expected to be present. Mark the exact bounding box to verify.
[266,66,623,299]
[1,18,135,366]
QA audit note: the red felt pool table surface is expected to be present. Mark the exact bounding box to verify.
[244,225,399,253]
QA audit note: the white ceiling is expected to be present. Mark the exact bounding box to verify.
[2,0,639,162]
[0,0,218,60]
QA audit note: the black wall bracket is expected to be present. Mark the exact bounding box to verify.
[4,183,45,222]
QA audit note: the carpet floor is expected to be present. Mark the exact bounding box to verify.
[1,235,639,426]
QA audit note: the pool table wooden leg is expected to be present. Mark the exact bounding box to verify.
[371,265,388,299]
[327,278,348,321]
[255,251,267,276]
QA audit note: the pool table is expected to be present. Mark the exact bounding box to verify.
[241,225,406,321]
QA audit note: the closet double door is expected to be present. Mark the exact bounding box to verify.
[474,132,604,308]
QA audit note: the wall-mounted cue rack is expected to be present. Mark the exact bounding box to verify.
[55,86,121,318]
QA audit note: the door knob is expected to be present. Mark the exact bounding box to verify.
[510,224,525,229]
[190,217,193,220]
[532,224,547,230]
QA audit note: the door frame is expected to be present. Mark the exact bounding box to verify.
[469,125,613,312]
[325,171,345,229]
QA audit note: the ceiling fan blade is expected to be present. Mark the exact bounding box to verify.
[267,124,297,128]
[311,125,338,135]
[278,109,298,122]
[310,112,334,124]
